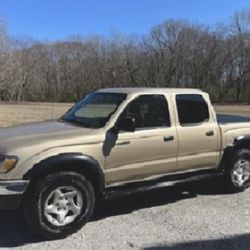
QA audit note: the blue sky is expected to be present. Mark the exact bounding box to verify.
[0,0,249,41]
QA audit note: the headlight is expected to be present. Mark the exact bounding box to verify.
[0,155,18,173]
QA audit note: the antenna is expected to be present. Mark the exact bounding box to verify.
[51,89,56,120]
[51,101,55,120]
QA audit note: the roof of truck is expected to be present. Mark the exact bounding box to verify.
[98,87,203,95]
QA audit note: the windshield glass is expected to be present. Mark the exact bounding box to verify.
[62,92,127,128]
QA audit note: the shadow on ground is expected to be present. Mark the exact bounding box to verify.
[144,234,250,250]
[93,177,226,221]
[0,177,234,247]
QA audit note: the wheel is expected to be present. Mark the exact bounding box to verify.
[224,149,250,193]
[23,171,95,239]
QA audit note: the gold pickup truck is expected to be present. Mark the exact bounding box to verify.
[0,88,250,239]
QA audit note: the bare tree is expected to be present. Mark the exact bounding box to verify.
[0,9,250,103]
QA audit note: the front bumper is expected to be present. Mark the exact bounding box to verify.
[0,180,29,209]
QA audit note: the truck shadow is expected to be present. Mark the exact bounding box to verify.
[0,177,233,247]
[143,234,250,250]
[92,177,226,221]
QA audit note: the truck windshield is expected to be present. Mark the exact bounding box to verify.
[61,92,127,128]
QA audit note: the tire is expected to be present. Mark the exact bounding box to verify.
[224,149,250,193]
[23,171,95,239]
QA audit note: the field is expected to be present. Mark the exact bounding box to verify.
[0,102,72,127]
[0,102,249,128]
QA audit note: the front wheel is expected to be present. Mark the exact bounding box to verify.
[224,149,250,193]
[23,171,95,239]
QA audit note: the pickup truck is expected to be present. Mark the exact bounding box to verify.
[0,88,250,239]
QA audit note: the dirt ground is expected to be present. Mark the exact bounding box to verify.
[0,102,249,127]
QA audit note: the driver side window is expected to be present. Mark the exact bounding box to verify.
[121,94,170,129]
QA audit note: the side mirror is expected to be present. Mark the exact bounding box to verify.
[116,116,136,132]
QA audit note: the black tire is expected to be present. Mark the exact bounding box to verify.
[224,149,250,193]
[23,171,95,240]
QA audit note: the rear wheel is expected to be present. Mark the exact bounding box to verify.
[23,171,95,239]
[224,149,250,192]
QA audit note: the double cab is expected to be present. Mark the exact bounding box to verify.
[0,88,250,239]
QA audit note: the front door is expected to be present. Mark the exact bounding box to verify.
[105,94,178,185]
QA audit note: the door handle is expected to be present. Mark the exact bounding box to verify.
[116,141,130,146]
[163,136,174,142]
[206,131,214,136]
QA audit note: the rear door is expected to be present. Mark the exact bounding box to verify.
[105,94,178,185]
[175,94,220,171]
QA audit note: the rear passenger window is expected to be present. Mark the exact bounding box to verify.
[176,94,209,125]
[121,95,170,129]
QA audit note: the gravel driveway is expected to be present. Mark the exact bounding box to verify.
[0,178,249,250]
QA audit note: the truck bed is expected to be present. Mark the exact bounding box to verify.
[217,114,250,124]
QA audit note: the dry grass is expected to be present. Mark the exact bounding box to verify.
[0,102,249,128]
[214,105,250,116]
[0,102,72,127]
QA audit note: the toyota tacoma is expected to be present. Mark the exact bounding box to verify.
[0,88,250,239]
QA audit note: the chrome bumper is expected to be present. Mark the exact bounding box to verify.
[0,180,29,209]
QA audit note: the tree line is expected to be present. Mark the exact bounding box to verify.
[0,9,250,103]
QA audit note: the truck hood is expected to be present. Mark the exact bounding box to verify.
[0,120,99,153]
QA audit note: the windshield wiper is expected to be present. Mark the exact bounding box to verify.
[74,118,93,128]
[60,117,97,128]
